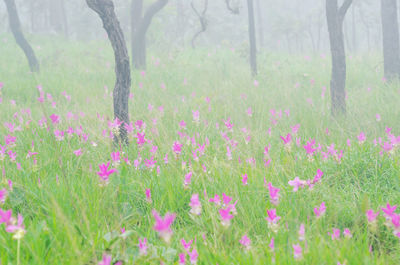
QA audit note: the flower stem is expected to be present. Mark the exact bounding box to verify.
[17,238,20,265]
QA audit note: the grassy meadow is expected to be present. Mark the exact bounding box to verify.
[0,34,400,264]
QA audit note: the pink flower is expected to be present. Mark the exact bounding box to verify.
[49,114,60,124]
[267,182,280,205]
[98,254,112,265]
[188,248,199,264]
[138,238,148,255]
[145,189,152,203]
[266,209,281,224]
[184,172,192,187]
[382,203,397,219]
[303,139,316,156]
[0,189,8,204]
[181,238,193,251]
[152,210,176,243]
[366,209,379,223]
[192,110,200,123]
[268,237,275,252]
[0,209,13,225]
[97,162,117,184]
[298,223,305,241]
[110,151,120,165]
[179,253,186,265]
[219,207,234,227]
[209,194,221,205]
[239,234,251,250]
[328,228,341,240]
[314,202,326,218]
[73,149,82,156]
[357,132,366,144]
[241,174,248,185]
[173,141,183,155]
[189,194,202,216]
[312,169,324,184]
[292,244,303,260]
[6,213,25,239]
[288,177,306,192]
[343,228,352,238]
[280,133,292,145]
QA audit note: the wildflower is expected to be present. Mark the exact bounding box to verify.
[314,202,326,218]
[145,189,152,203]
[189,194,202,216]
[138,238,148,255]
[268,237,275,252]
[188,248,199,264]
[181,238,193,251]
[298,223,305,241]
[209,194,221,205]
[179,253,186,264]
[184,172,192,187]
[366,209,379,223]
[110,151,121,166]
[265,209,281,232]
[219,207,234,227]
[173,141,183,156]
[343,228,352,238]
[382,203,397,219]
[6,214,26,239]
[280,133,292,151]
[97,162,117,185]
[98,254,112,265]
[267,182,280,205]
[239,234,251,251]
[73,149,82,156]
[288,177,306,192]
[152,210,176,243]
[49,114,60,125]
[328,228,340,240]
[292,244,302,260]
[0,189,8,204]
[357,132,366,144]
[241,174,248,185]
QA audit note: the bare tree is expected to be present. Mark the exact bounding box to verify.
[247,0,257,76]
[191,0,208,49]
[3,0,40,72]
[326,0,352,116]
[86,0,131,145]
[131,0,168,70]
[381,0,400,80]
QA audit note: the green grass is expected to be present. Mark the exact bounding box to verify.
[0,34,400,264]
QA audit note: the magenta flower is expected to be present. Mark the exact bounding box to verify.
[188,248,199,264]
[366,209,379,223]
[298,223,305,241]
[184,172,192,187]
[241,174,248,185]
[73,149,82,157]
[152,210,176,243]
[280,133,292,145]
[138,238,148,255]
[311,169,324,185]
[5,213,25,239]
[382,203,397,219]
[98,254,112,265]
[328,228,340,240]
[0,189,8,204]
[219,207,234,227]
[288,177,306,192]
[173,141,183,155]
[292,244,303,260]
[268,237,275,252]
[181,238,193,251]
[110,151,120,165]
[266,209,281,224]
[49,114,60,124]
[343,228,352,238]
[97,162,117,185]
[209,194,221,205]
[189,194,202,216]
[239,234,251,251]
[357,132,366,144]
[145,189,152,203]
[0,208,13,225]
[267,182,280,205]
[179,253,186,265]
[314,202,326,218]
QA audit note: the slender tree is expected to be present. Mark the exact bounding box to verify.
[131,0,168,70]
[191,0,208,49]
[86,0,131,145]
[247,0,257,76]
[3,0,40,72]
[326,0,352,116]
[381,0,400,80]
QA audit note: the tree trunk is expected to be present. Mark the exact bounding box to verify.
[86,0,131,145]
[247,0,257,76]
[131,0,168,70]
[4,0,40,72]
[381,0,400,79]
[326,0,352,116]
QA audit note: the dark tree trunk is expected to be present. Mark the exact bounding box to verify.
[191,0,208,49]
[247,0,257,76]
[326,0,352,116]
[131,0,168,70]
[86,0,131,145]
[4,0,40,72]
[381,0,400,80]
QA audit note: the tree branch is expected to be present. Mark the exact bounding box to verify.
[225,0,239,14]
[191,0,208,48]
[136,0,168,38]
[338,0,353,22]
